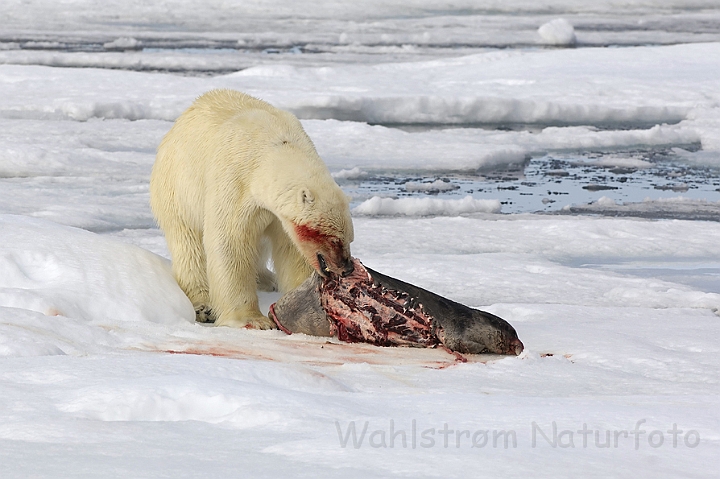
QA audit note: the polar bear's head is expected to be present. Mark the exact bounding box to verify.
[267,182,354,278]
[289,185,355,278]
[253,146,355,278]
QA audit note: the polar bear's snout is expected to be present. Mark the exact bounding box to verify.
[319,253,354,277]
[316,252,354,280]
[340,257,355,277]
[315,247,353,278]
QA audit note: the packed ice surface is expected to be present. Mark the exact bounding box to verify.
[1,213,719,478]
[1,1,719,478]
[3,0,720,67]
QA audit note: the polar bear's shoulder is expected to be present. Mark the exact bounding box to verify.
[189,89,284,123]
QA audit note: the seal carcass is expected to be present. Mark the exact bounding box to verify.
[269,258,524,356]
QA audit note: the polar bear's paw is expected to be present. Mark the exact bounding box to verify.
[244,314,277,330]
[214,311,277,330]
[195,305,216,323]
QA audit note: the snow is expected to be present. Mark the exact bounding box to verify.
[538,19,577,46]
[403,180,460,192]
[331,166,367,180]
[0,215,194,327]
[2,213,719,477]
[1,0,719,477]
[1,43,716,172]
[103,37,141,51]
[353,196,501,216]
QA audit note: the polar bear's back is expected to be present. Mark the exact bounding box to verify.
[184,89,316,158]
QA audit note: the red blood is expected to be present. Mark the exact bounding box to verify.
[320,259,441,349]
[269,303,292,335]
[294,223,331,244]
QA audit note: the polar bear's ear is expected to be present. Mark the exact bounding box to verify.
[300,188,315,206]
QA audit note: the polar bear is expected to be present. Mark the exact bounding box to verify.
[150,89,354,329]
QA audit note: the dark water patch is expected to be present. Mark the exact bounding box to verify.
[559,203,720,222]
[583,184,619,191]
[338,146,720,219]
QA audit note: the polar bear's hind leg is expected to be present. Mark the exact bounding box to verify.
[256,235,278,292]
[266,218,314,293]
[163,220,213,323]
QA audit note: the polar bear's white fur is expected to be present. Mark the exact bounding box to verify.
[150,90,354,329]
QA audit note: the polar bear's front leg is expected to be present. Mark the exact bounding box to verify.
[204,206,276,330]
